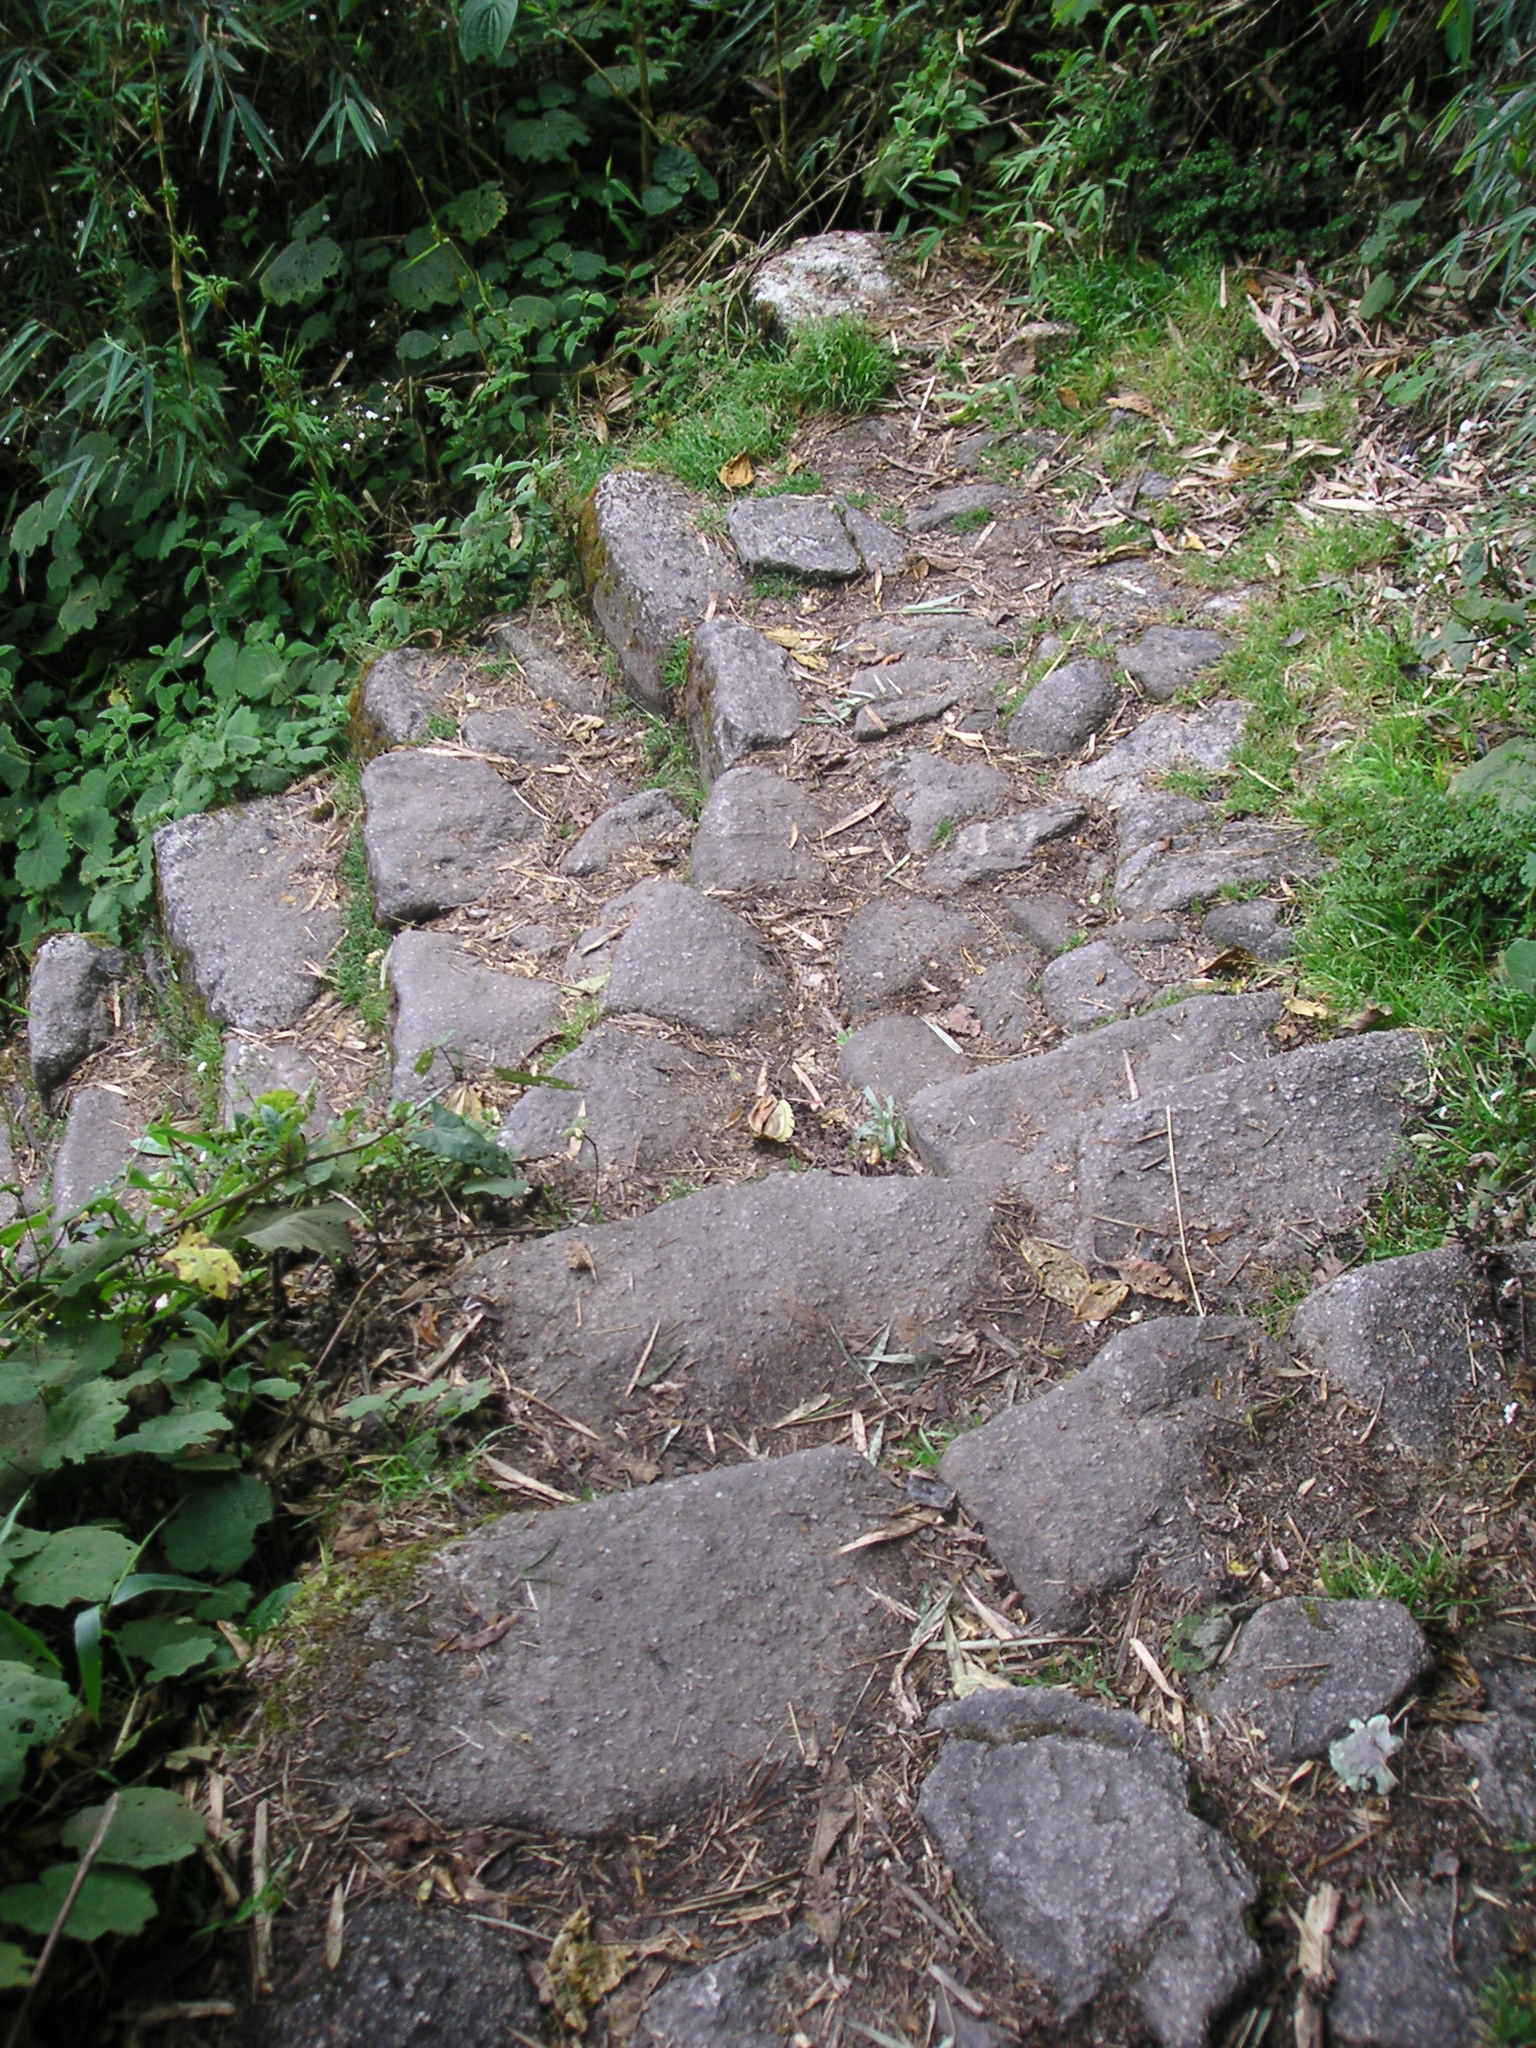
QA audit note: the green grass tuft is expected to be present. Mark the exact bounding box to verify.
[1316,1539,1479,1631]
[330,826,389,1034]
[640,713,706,818]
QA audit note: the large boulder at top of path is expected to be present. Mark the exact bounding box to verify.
[155,791,344,1030]
[361,749,542,925]
[1200,1596,1431,1762]
[601,881,783,1035]
[748,231,898,333]
[352,648,471,755]
[385,930,562,1104]
[918,1687,1259,2048]
[499,1022,726,1176]
[576,470,744,712]
[298,1445,918,1836]
[688,766,826,893]
[28,934,125,1102]
[727,494,863,581]
[683,618,801,784]
[465,1168,996,1433]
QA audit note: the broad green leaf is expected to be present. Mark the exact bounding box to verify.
[458,0,519,64]
[1501,938,1536,997]
[1448,737,1536,813]
[261,236,344,306]
[237,1200,355,1259]
[0,1864,156,1940]
[499,108,587,161]
[0,1941,31,1990]
[163,1473,271,1575]
[408,1104,509,1173]
[0,1662,74,1800]
[112,1408,231,1457]
[396,329,442,363]
[389,235,472,311]
[14,819,70,893]
[56,576,115,637]
[11,1526,135,1607]
[38,1378,128,1469]
[1357,271,1396,321]
[444,182,507,241]
[63,1786,207,1867]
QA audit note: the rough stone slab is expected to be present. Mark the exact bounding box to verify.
[576,471,745,711]
[1055,561,1178,632]
[28,935,125,1100]
[302,1446,917,1834]
[922,804,1086,892]
[500,1023,723,1174]
[890,756,1009,850]
[689,767,826,893]
[748,231,897,333]
[558,790,688,879]
[493,619,604,718]
[51,1087,136,1216]
[964,955,1039,1051]
[354,649,469,753]
[1115,807,1321,917]
[1458,1634,1536,1836]
[155,795,344,1031]
[387,932,561,1104]
[1004,893,1084,957]
[643,1928,824,2048]
[942,1318,1277,1624]
[1064,701,1249,802]
[1328,1898,1482,2048]
[838,1014,968,1107]
[603,882,783,1035]
[466,1170,997,1432]
[853,681,970,741]
[840,616,1012,661]
[562,879,667,983]
[851,654,1006,709]
[727,495,861,581]
[1202,899,1293,962]
[362,751,542,926]
[222,1040,331,1137]
[245,1895,544,2048]
[1202,1597,1430,1760]
[684,620,801,783]
[905,485,1010,534]
[837,501,907,575]
[919,1686,1259,2048]
[1119,625,1225,701]
[1023,1030,1428,1279]
[1287,1247,1492,1453]
[1039,939,1151,1030]
[1006,659,1117,757]
[906,993,1281,1178]
[838,900,981,1015]
[460,706,566,766]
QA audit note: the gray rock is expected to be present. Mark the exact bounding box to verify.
[28,935,125,1099]
[1328,1897,1481,2048]
[853,681,973,741]
[1202,898,1294,962]
[1119,625,1226,701]
[362,751,542,925]
[1115,803,1321,918]
[466,1170,996,1433]
[1064,701,1249,802]
[460,706,566,766]
[838,1014,968,1106]
[1006,658,1118,757]
[838,900,980,1015]
[905,485,1010,534]
[387,931,561,1103]
[500,1023,723,1174]
[890,755,1009,850]
[1199,587,1260,623]
[245,1895,544,2048]
[603,882,783,1035]
[919,1687,1259,2048]
[684,620,801,784]
[727,495,862,581]
[1023,1030,1428,1281]
[836,500,908,576]
[1458,1636,1536,1835]
[942,1318,1277,1624]
[1288,1247,1493,1453]
[923,803,1086,892]
[562,878,667,983]
[155,795,344,1031]
[492,619,604,718]
[749,231,898,333]
[558,790,688,879]
[354,649,469,752]
[643,1928,824,2048]
[1004,892,1084,957]
[1039,939,1151,1029]
[851,653,1007,712]
[51,1087,136,1216]
[1202,1597,1430,1761]
[577,471,745,711]
[840,615,1012,661]
[688,767,825,893]
[906,993,1282,1178]
[222,1040,331,1137]
[303,1446,917,1835]
[1056,562,1177,632]
[964,954,1040,1050]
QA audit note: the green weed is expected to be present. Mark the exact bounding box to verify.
[329,828,389,1035]
[1481,1960,1536,2046]
[1316,1539,1479,1632]
[546,996,601,1064]
[640,713,706,818]
[853,1088,905,1164]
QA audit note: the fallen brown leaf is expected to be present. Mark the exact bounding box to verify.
[1114,1254,1188,1303]
[717,453,754,489]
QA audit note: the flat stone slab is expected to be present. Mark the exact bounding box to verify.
[684,619,801,783]
[603,882,783,1035]
[460,706,566,766]
[51,1087,136,1217]
[919,1687,1259,2048]
[1064,702,1248,803]
[689,767,825,892]
[964,955,1039,1050]
[890,755,1009,850]
[644,1928,824,2048]
[1023,1030,1428,1280]
[838,1014,968,1107]
[1055,562,1178,633]
[354,649,469,753]
[493,618,604,718]
[1039,939,1151,1030]
[1118,625,1225,701]
[577,470,745,710]
[1458,1634,1536,1836]
[942,1318,1277,1624]
[1004,892,1085,957]
[1288,1246,1493,1452]
[1202,899,1293,962]
[923,804,1086,892]
[222,1039,331,1136]
[563,878,667,983]
[1114,798,1320,917]
[387,931,561,1103]
[156,794,344,1030]
[28,935,124,1100]
[838,900,981,1015]
[1007,659,1117,757]
[853,681,972,740]
[1328,1897,1484,2048]
[558,790,688,879]
[905,484,1010,534]
[467,1169,996,1432]
[749,231,898,333]
[727,495,874,582]
[500,1022,724,1175]
[907,992,1281,1178]
[302,1446,916,1834]
[362,751,542,925]
[1202,1597,1430,1761]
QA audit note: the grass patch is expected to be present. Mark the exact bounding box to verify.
[1316,1539,1480,1631]
[640,712,706,818]
[545,995,601,1064]
[1482,1960,1536,2047]
[330,824,389,1035]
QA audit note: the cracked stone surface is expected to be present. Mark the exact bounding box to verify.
[602,882,783,1035]
[1118,624,1226,701]
[837,1014,968,1107]
[362,751,542,925]
[905,484,1010,534]
[28,934,125,1101]
[51,1086,137,1216]
[499,1022,724,1175]
[1007,658,1118,757]
[558,790,689,879]
[354,649,470,753]
[689,767,826,894]
[386,930,561,1103]
[748,231,898,333]
[890,755,1009,850]
[838,900,982,1015]
[923,804,1086,892]
[1201,1597,1431,1761]
[726,494,882,582]
[1113,793,1321,917]
[1064,701,1249,802]
[684,618,801,783]
[1039,939,1151,1029]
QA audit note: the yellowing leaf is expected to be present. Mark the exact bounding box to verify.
[534,1908,634,2032]
[160,1231,242,1300]
[1019,1235,1093,1308]
[1105,391,1157,416]
[1072,1278,1129,1323]
[1284,996,1331,1021]
[1056,386,1083,413]
[718,453,755,490]
[748,1095,795,1144]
